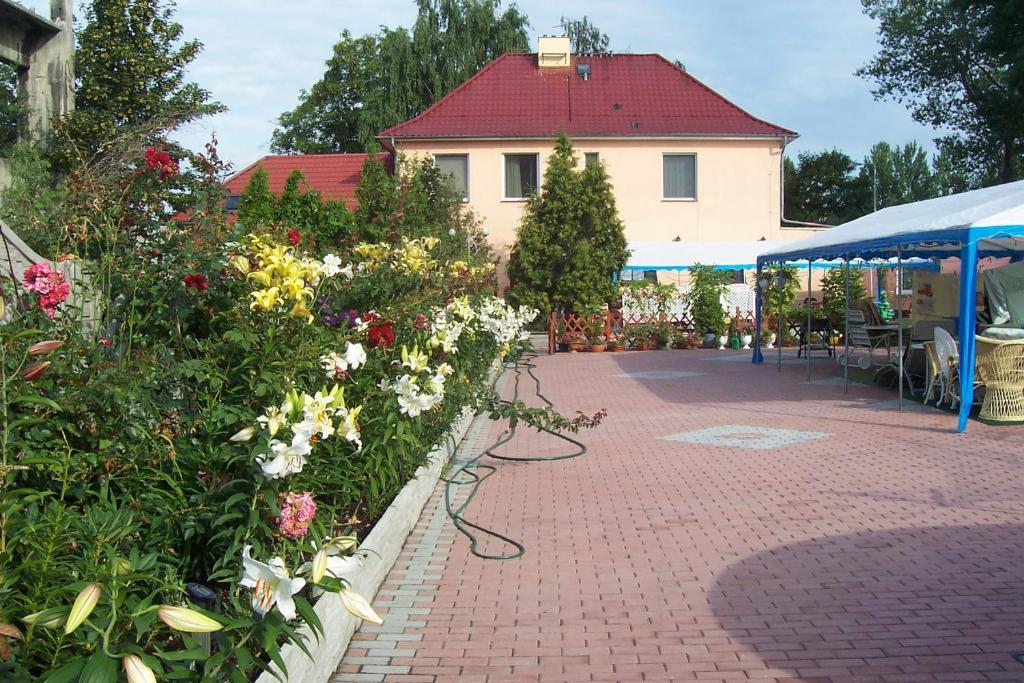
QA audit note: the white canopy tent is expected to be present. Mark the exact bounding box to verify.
[754,179,1024,432]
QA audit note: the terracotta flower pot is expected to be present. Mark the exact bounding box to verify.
[569,342,584,352]
[590,344,606,353]
[610,344,625,352]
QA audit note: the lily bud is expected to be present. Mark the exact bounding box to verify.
[229,426,256,442]
[23,607,69,630]
[115,557,133,576]
[157,605,223,633]
[339,588,383,624]
[123,655,157,683]
[65,583,101,633]
[311,548,329,584]
[21,361,50,382]
[328,535,358,553]
[27,340,63,356]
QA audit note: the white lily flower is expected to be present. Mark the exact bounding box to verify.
[240,546,306,620]
[302,393,336,439]
[344,342,367,370]
[258,422,313,479]
[437,362,454,378]
[321,253,343,277]
[340,263,354,279]
[338,405,363,449]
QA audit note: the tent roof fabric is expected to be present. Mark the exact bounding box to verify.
[758,180,1024,264]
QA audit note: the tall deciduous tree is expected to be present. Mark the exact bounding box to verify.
[860,141,937,209]
[58,0,221,160]
[271,0,530,153]
[858,0,1024,186]
[784,150,870,225]
[507,134,628,313]
[560,16,610,55]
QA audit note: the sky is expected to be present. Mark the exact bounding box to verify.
[22,0,940,174]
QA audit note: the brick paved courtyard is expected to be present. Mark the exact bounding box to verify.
[335,349,1024,683]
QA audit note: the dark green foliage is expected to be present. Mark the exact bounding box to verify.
[859,0,1024,186]
[689,264,730,335]
[58,0,223,161]
[507,134,628,313]
[861,141,938,208]
[820,266,870,329]
[237,165,276,229]
[560,16,610,54]
[355,151,399,242]
[785,150,869,224]
[756,264,801,329]
[271,0,530,152]
[0,63,19,153]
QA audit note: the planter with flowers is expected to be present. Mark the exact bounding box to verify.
[0,140,605,683]
[589,318,607,352]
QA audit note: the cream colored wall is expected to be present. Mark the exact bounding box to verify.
[396,137,823,261]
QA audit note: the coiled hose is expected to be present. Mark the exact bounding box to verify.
[443,351,587,560]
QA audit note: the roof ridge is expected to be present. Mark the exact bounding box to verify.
[379,53,516,138]
[650,53,796,137]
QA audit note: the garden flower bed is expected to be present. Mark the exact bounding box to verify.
[0,144,542,681]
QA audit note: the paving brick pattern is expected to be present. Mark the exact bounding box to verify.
[335,350,1024,682]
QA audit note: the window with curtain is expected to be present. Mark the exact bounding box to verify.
[663,154,697,199]
[435,154,469,200]
[504,153,539,199]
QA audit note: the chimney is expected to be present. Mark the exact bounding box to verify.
[537,35,571,68]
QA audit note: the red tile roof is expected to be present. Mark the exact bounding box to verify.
[223,153,392,210]
[379,53,796,140]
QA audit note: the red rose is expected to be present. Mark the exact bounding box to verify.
[287,229,302,246]
[183,273,209,292]
[367,322,395,348]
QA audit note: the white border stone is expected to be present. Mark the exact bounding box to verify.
[256,359,504,683]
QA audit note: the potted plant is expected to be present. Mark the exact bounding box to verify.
[608,332,625,351]
[556,321,569,351]
[569,332,586,352]
[588,318,607,352]
[655,322,675,349]
[689,263,728,348]
[727,316,741,350]
[740,324,753,349]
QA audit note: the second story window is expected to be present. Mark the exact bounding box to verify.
[584,152,600,168]
[435,154,469,200]
[503,153,539,200]
[663,153,697,200]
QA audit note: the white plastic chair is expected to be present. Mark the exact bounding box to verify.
[933,327,960,408]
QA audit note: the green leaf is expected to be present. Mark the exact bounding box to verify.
[10,394,61,411]
[293,596,323,640]
[42,659,84,683]
[79,651,118,683]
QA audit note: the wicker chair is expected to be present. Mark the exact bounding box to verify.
[975,336,1024,422]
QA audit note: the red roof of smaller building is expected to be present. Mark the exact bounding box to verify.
[223,153,392,210]
[379,53,796,140]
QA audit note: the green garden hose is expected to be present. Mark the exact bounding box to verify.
[444,351,588,560]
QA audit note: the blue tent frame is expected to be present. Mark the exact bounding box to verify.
[752,224,1024,433]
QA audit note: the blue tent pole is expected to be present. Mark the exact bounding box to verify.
[956,239,979,432]
[753,263,764,364]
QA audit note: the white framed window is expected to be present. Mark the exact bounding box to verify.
[663,153,697,200]
[584,152,600,168]
[434,154,469,201]
[503,153,539,200]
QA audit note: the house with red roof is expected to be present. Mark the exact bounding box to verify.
[378,36,823,279]
[222,152,391,212]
